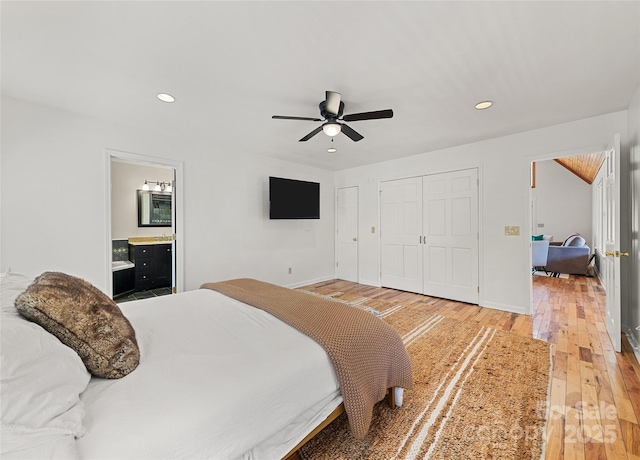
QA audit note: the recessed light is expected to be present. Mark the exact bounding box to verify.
[475,100,493,110]
[157,93,175,103]
[327,147,337,153]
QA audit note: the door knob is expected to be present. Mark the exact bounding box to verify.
[605,251,630,257]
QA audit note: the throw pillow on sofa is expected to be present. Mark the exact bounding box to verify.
[563,234,586,247]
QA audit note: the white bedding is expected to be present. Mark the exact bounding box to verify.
[76,289,341,460]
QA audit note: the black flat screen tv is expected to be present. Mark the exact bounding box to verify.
[269,176,320,219]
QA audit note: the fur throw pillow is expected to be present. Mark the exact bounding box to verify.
[15,272,140,378]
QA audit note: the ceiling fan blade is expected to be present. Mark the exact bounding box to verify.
[342,109,393,122]
[341,124,364,142]
[299,126,323,142]
[325,91,342,117]
[272,115,323,121]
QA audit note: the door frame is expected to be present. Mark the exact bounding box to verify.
[104,149,184,296]
[524,142,611,315]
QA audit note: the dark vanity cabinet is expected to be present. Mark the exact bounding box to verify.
[113,268,135,298]
[129,243,172,292]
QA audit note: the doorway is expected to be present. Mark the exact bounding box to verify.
[527,136,621,351]
[105,149,184,299]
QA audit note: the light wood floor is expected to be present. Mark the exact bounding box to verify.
[300,274,640,459]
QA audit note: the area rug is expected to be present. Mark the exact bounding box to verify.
[533,270,569,279]
[297,288,552,460]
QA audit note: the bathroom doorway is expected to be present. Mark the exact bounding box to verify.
[105,149,184,300]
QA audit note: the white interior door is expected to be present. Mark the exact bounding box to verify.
[423,169,479,304]
[604,134,622,352]
[336,186,358,282]
[380,177,423,292]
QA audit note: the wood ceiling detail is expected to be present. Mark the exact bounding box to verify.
[554,152,606,185]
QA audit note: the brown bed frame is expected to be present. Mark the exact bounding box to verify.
[282,387,399,459]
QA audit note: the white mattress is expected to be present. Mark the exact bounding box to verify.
[76,289,340,460]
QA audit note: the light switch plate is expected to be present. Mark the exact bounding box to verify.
[505,226,520,236]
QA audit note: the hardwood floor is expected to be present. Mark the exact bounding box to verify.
[299,274,640,459]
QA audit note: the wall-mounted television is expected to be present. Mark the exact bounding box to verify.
[269,176,320,219]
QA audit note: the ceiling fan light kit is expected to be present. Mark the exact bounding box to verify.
[272,91,393,143]
[322,122,342,137]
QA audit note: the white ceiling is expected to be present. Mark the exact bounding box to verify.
[2,1,639,171]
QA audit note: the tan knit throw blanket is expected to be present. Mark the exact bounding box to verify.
[200,278,414,439]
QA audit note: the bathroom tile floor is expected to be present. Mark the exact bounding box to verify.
[116,287,172,303]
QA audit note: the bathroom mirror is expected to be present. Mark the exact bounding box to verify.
[138,190,172,227]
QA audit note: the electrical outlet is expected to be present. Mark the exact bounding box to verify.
[537,223,545,228]
[505,226,520,236]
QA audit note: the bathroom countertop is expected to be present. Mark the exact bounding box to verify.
[128,240,173,246]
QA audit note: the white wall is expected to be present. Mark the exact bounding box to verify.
[533,159,593,245]
[111,161,173,239]
[335,111,628,314]
[1,96,335,292]
[1,94,633,318]
[626,86,640,345]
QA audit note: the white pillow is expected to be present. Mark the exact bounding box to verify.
[1,272,91,458]
[1,271,33,316]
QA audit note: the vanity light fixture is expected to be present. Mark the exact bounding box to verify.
[475,100,493,110]
[141,180,173,193]
[157,93,175,103]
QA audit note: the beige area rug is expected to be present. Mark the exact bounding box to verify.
[297,287,552,460]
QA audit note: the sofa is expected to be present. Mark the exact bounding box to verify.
[545,233,591,276]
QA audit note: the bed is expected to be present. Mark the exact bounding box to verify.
[1,272,412,459]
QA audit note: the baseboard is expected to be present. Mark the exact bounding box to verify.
[285,275,335,289]
[625,328,640,365]
[358,278,380,288]
[480,301,530,315]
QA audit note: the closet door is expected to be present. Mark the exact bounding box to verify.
[380,177,423,292]
[422,169,478,304]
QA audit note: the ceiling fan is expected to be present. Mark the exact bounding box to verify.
[272,91,393,142]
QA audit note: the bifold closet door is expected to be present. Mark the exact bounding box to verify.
[422,168,479,304]
[380,177,423,293]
